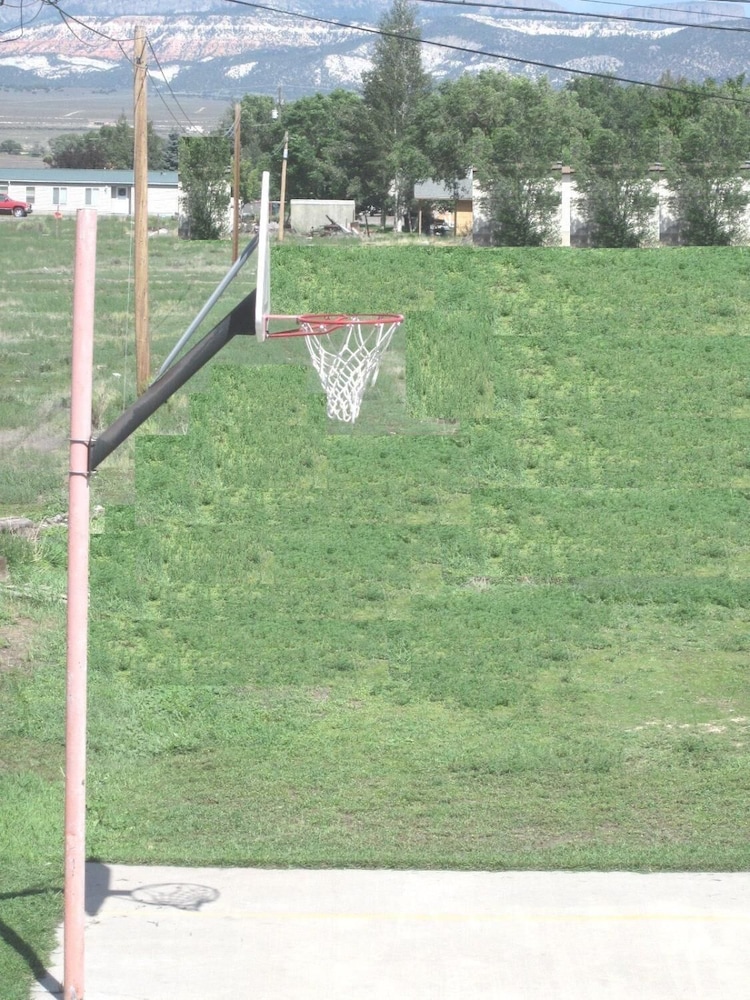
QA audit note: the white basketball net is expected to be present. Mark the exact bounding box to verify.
[302,316,402,423]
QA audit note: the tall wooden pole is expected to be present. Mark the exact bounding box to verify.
[278,130,289,243]
[133,25,150,395]
[64,208,97,1000]
[232,102,241,263]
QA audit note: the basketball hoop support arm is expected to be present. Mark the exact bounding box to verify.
[89,289,256,472]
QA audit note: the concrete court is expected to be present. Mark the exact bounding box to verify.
[31,864,749,1000]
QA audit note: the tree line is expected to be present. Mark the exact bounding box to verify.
[44,0,750,246]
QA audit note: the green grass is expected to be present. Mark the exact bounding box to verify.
[2,225,750,997]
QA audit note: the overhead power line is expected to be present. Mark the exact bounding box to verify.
[574,0,750,20]
[146,37,199,134]
[30,4,200,137]
[32,4,205,134]
[41,0,133,62]
[18,0,750,109]
[580,0,747,18]
[220,0,750,106]
[0,0,46,42]
[412,0,750,33]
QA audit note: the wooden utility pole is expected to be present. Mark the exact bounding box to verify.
[232,102,241,263]
[133,25,150,395]
[278,130,289,243]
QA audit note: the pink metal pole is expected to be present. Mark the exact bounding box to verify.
[64,208,97,1000]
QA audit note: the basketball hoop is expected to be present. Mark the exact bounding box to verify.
[267,313,404,422]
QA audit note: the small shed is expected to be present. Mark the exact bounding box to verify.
[413,176,473,235]
[290,199,356,234]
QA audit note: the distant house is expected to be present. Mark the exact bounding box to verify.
[0,168,178,218]
[413,175,473,235]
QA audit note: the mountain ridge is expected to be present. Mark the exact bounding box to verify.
[0,3,747,97]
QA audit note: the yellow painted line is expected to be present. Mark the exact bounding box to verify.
[192,909,750,924]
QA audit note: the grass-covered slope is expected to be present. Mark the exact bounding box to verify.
[85,246,750,870]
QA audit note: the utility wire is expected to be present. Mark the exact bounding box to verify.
[18,0,750,109]
[575,0,750,20]
[413,0,750,33]
[146,37,199,133]
[0,0,46,41]
[148,76,194,135]
[41,0,133,63]
[221,0,750,105]
[41,5,202,133]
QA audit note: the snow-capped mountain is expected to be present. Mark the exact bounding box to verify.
[0,2,746,96]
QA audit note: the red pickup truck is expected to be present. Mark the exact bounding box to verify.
[0,194,33,217]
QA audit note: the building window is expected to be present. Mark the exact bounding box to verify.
[25,187,35,204]
[0,184,8,196]
[85,188,99,206]
[111,186,128,199]
[53,187,68,206]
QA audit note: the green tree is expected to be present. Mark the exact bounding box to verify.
[419,72,520,184]
[98,115,137,167]
[574,128,659,247]
[47,132,108,169]
[214,95,278,206]
[647,73,705,139]
[485,173,561,247]
[163,130,181,171]
[481,77,571,246]
[0,139,23,154]
[279,90,369,203]
[216,91,374,212]
[179,136,231,240]
[569,78,659,247]
[236,94,278,201]
[663,80,750,245]
[361,0,431,226]
[418,73,575,245]
[46,114,164,169]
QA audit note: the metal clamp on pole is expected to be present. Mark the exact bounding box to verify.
[69,438,93,479]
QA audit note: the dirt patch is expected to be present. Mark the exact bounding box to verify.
[0,617,37,673]
[0,426,67,453]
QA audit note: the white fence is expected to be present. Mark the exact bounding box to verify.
[472,167,743,246]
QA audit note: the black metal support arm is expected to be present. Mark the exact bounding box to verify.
[90,289,256,472]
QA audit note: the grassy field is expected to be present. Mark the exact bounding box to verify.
[2,218,750,997]
[0,88,229,150]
